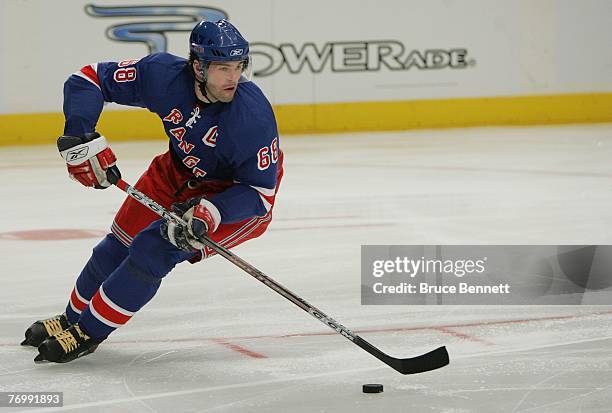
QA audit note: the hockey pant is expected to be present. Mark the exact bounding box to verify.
[65,150,283,340]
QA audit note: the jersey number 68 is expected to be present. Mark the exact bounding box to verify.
[257,137,279,171]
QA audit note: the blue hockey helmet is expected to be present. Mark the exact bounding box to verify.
[189,19,252,81]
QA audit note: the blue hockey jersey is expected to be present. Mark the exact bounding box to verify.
[63,53,281,224]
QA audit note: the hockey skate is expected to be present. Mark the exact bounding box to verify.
[34,324,100,363]
[21,313,71,347]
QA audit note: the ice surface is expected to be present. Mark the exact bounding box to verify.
[0,124,611,412]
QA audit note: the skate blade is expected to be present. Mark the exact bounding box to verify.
[34,353,47,363]
[21,338,37,347]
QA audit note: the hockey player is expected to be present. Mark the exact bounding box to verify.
[22,19,283,363]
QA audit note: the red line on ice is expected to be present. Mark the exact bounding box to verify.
[208,338,267,359]
[432,327,494,346]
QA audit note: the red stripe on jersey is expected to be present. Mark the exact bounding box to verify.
[70,287,88,311]
[90,290,132,325]
[111,221,133,247]
[79,65,100,86]
[225,216,271,249]
[259,192,275,206]
[218,218,259,248]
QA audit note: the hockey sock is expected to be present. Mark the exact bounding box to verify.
[76,220,194,339]
[65,234,129,324]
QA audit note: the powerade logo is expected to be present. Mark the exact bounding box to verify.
[85,5,475,76]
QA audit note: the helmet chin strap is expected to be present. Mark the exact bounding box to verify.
[194,62,215,104]
[196,79,212,103]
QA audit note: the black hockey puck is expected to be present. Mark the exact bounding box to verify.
[362,384,383,393]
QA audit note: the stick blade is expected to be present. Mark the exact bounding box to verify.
[390,345,449,375]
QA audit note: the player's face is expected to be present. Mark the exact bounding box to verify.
[204,61,244,103]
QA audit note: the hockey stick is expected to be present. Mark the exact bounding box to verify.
[106,171,449,375]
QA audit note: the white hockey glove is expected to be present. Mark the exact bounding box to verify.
[160,197,221,251]
[57,132,121,189]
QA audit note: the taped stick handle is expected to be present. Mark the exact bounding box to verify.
[106,168,121,186]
